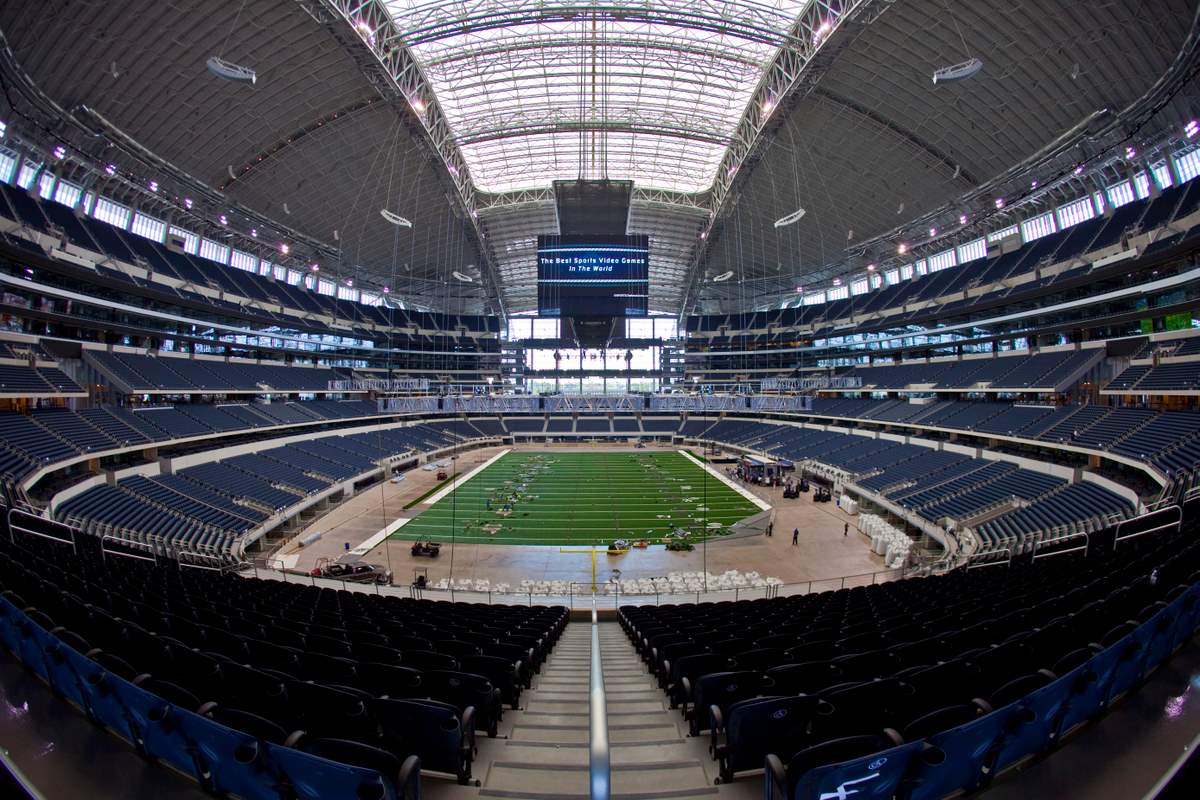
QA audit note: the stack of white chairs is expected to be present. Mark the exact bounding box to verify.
[610,568,780,595]
[861,514,914,568]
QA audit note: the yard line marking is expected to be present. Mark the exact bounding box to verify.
[677,449,771,511]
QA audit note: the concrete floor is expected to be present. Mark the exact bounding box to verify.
[282,442,888,592]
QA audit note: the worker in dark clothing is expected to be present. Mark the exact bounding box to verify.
[844,522,849,537]
[792,528,799,545]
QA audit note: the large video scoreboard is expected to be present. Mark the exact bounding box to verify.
[536,234,649,317]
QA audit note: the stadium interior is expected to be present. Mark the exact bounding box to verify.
[0,1,1199,798]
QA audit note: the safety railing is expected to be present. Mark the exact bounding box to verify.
[1031,531,1089,561]
[1115,505,1182,547]
[7,508,76,553]
[589,597,610,800]
[240,563,905,608]
[967,547,1013,569]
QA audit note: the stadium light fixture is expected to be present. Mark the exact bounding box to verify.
[206,56,256,85]
[933,58,983,85]
[867,263,876,271]
[832,277,842,286]
[712,270,734,282]
[928,227,937,237]
[353,18,376,46]
[1125,146,1137,159]
[410,96,426,114]
[452,271,474,283]
[1030,180,1038,189]
[380,209,413,227]
[897,243,908,255]
[280,243,289,255]
[250,227,257,237]
[774,207,806,228]
[310,263,319,271]
[104,163,117,176]
[1074,165,1085,175]
[959,214,968,225]
[183,197,193,209]
[218,214,228,225]
[346,278,353,287]
[148,180,158,192]
[1186,120,1198,138]
[52,145,66,160]
[812,20,832,45]
[994,197,1005,209]
[383,287,390,294]
[0,120,6,138]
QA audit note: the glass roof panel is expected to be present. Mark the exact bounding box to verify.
[385,0,812,193]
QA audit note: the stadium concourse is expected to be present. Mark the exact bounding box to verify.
[5,0,1200,799]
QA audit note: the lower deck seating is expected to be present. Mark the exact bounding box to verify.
[52,422,497,559]
[0,528,566,797]
[622,535,1200,794]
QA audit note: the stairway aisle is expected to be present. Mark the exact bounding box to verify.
[429,620,756,800]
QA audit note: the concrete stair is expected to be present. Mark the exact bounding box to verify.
[425,621,755,800]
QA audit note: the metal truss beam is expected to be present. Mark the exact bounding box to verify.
[387,1,804,49]
[476,186,709,213]
[682,0,894,315]
[309,0,508,317]
[455,112,731,147]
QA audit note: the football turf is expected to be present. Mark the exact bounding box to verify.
[390,451,763,546]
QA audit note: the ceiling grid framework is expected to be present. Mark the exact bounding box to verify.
[0,1,1196,318]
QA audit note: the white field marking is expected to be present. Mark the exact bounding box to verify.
[421,448,511,507]
[351,520,410,555]
[677,450,771,511]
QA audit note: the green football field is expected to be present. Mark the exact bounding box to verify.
[391,451,764,546]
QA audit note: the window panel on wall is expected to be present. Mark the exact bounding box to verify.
[52,180,82,208]
[16,160,39,189]
[987,225,1019,243]
[1020,212,1056,243]
[506,318,532,340]
[1107,180,1136,208]
[168,226,199,254]
[93,197,132,229]
[956,238,987,263]
[37,172,55,199]
[653,318,678,339]
[625,318,654,338]
[0,149,16,184]
[229,250,257,272]
[1176,149,1200,182]
[927,250,957,273]
[198,238,230,264]
[532,318,559,339]
[130,212,166,241]
[1056,197,1096,229]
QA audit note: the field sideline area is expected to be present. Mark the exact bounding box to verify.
[391,450,763,546]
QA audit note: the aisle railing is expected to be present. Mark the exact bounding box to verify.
[241,563,904,608]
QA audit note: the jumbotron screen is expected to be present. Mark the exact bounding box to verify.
[536,234,649,317]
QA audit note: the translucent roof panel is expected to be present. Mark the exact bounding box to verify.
[385,0,812,194]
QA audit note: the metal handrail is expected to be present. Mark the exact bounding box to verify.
[1115,505,1182,547]
[589,597,610,800]
[1032,531,1090,561]
[968,547,1013,569]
